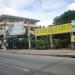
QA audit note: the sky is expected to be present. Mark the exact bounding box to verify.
[0,0,75,26]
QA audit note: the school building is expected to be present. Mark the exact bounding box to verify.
[0,15,75,49]
[0,15,40,49]
[35,21,75,49]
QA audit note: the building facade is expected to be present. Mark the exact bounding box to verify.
[35,22,75,49]
[0,15,40,49]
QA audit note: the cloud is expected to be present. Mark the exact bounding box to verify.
[18,0,67,26]
[0,0,16,15]
[41,0,66,11]
[0,0,34,17]
[5,0,33,9]
[68,2,75,10]
[0,0,72,26]
[0,7,18,16]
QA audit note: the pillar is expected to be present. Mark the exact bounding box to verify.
[28,22,31,49]
[34,28,37,48]
[50,34,54,48]
[71,20,75,49]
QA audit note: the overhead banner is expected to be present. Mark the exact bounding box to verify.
[35,23,72,36]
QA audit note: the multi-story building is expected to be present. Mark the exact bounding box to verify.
[0,15,40,49]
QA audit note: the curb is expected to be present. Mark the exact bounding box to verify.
[0,51,75,58]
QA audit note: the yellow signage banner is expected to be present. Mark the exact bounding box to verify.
[35,23,72,36]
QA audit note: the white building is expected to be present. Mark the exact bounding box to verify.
[0,15,40,49]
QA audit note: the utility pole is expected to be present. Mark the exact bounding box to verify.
[2,20,7,50]
[28,20,31,49]
[34,28,37,48]
[71,20,75,49]
[70,30,73,49]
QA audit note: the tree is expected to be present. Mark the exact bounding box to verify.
[53,10,75,25]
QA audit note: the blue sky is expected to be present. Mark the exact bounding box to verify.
[0,0,75,26]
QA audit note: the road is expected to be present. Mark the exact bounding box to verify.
[0,52,75,75]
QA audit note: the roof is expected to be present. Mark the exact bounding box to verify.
[0,15,40,22]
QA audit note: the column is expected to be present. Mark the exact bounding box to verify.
[34,28,37,48]
[50,34,54,48]
[71,32,75,49]
[2,22,7,50]
[71,20,75,49]
[28,21,31,49]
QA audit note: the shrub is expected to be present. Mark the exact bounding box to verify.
[36,39,49,49]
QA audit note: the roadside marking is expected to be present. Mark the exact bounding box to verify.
[9,65,30,72]
[23,68,30,72]
[0,62,30,72]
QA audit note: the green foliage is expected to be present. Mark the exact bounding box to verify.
[54,39,62,49]
[6,37,28,49]
[36,39,49,49]
[53,38,71,49]
[53,10,75,25]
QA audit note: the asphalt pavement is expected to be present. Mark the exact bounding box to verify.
[0,52,75,75]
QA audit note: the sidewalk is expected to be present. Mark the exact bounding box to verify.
[0,49,75,58]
